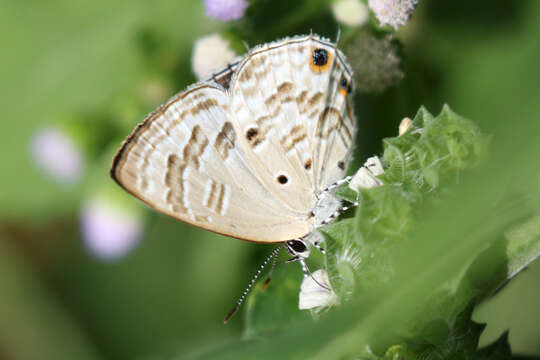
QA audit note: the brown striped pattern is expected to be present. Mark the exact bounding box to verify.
[136,92,221,190]
[214,121,236,160]
[316,106,353,146]
[246,115,273,148]
[204,180,228,215]
[280,125,308,152]
[164,154,188,214]
[183,125,209,169]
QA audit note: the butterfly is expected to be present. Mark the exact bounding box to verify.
[110,34,357,321]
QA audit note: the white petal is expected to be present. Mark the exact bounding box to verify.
[368,0,418,30]
[299,269,339,310]
[349,156,384,191]
[192,34,237,80]
[364,156,384,176]
[399,117,413,136]
[332,0,369,27]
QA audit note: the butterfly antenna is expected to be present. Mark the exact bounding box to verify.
[242,40,251,53]
[262,250,280,291]
[335,28,342,47]
[224,244,284,323]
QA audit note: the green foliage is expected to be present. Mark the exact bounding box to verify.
[183,105,540,359]
[328,105,488,299]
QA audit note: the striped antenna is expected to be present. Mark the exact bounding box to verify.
[224,244,284,323]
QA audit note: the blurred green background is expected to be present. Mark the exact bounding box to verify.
[1,0,539,359]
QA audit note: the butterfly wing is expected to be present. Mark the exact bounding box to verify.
[309,39,356,190]
[229,34,356,205]
[111,83,310,242]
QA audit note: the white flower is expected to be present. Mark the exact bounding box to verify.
[368,0,418,30]
[349,156,384,191]
[80,197,143,261]
[299,269,339,311]
[30,127,84,184]
[364,156,384,176]
[192,33,237,80]
[398,117,413,136]
[332,0,369,27]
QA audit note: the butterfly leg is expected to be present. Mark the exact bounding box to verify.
[321,175,354,193]
[285,239,330,290]
[299,258,309,278]
[317,199,360,227]
[299,258,331,290]
[286,255,299,263]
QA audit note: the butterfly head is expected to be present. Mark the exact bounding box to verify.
[285,239,311,259]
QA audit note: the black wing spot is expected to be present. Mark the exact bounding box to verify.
[312,49,328,66]
[246,128,258,141]
[340,76,352,94]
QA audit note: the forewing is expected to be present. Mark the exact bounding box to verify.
[229,34,356,207]
[229,38,315,214]
[111,83,310,242]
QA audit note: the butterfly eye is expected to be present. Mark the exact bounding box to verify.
[288,239,307,253]
[339,76,352,95]
[310,48,331,72]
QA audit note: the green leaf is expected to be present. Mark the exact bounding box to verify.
[0,239,101,360]
[180,104,540,359]
[477,332,512,359]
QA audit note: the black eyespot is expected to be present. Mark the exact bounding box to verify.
[246,128,258,141]
[312,49,328,66]
[340,76,352,93]
[277,175,288,184]
[338,161,345,170]
[304,158,312,170]
[288,240,307,253]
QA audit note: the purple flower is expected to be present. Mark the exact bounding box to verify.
[204,0,249,21]
[368,0,418,30]
[30,127,84,184]
[80,198,143,261]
